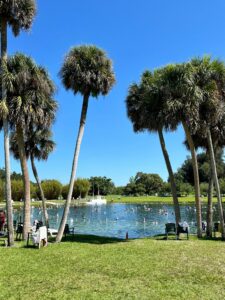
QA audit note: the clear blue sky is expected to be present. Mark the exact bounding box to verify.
[2,0,225,186]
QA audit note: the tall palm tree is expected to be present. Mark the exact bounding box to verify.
[6,53,57,239]
[126,71,181,226]
[56,45,115,242]
[10,127,56,227]
[162,63,203,237]
[190,57,225,239]
[0,0,36,246]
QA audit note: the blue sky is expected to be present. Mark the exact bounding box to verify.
[2,0,225,186]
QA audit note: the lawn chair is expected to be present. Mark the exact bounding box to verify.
[64,224,75,237]
[177,223,189,240]
[213,222,221,237]
[16,223,23,240]
[165,223,176,240]
[27,226,47,248]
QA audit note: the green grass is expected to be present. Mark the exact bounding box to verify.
[106,195,219,204]
[0,235,225,299]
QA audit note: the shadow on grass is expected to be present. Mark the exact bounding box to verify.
[61,234,126,245]
[153,233,225,242]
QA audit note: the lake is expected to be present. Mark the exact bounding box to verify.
[13,203,219,239]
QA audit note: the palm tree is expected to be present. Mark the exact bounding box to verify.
[6,53,57,239]
[162,63,203,237]
[126,71,181,226]
[56,45,115,242]
[10,127,56,228]
[0,0,36,246]
[189,57,225,238]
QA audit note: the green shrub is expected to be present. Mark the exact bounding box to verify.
[62,178,90,199]
[40,180,62,200]
[11,180,24,202]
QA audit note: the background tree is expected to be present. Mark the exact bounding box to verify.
[62,178,90,199]
[40,180,62,200]
[56,45,115,242]
[0,0,36,246]
[89,176,115,196]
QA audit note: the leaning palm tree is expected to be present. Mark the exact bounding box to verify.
[0,0,36,246]
[56,45,115,242]
[6,53,57,239]
[10,127,56,228]
[126,70,181,226]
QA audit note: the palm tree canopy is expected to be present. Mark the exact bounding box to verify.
[183,57,225,151]
[5,53,57,129]
[189,57,225,133]
[10,127,56,161]
[0,0,36,36]
[126,70,177,134]
[59,45,115,97]
[160,63,203,134]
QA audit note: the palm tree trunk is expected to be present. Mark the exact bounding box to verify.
[1,18,14,246]
[206,167,213,238]
[16,125,31,240]
[30,154,49,228]
[56,93,89,242]
[182,121,202,238]
[158,128,181,225]
[206,128,225,239]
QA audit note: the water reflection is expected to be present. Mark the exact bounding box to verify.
[13,203,220,239]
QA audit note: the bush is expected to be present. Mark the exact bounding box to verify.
[11,180,37,201]
[62,178,90,199]
[11,180,24,201]
[40,180,62,200]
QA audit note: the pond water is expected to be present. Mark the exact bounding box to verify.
[13,203,220,239]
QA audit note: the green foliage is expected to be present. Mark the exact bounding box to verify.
[124,172,164,196]
[59,45,115,97]
[159,182,172,196]
[200,183,209,196]
[89,176,115,196]
[0,0,36,36]
[11,180,36,201]
[0,168,23,181]
[40,180,62,200]
[6,53,57,131]
[62,178,90,199]
[112,186,125,195]
[174,151,225,185]
[219,179,225,195]
[177,182,194,196]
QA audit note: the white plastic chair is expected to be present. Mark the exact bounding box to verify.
[31,226,48,248]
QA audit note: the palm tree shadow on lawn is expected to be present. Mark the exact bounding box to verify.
[61,234,127,245]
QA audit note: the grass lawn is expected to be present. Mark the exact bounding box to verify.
[0,235,225,299]
[106,195,219,204]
